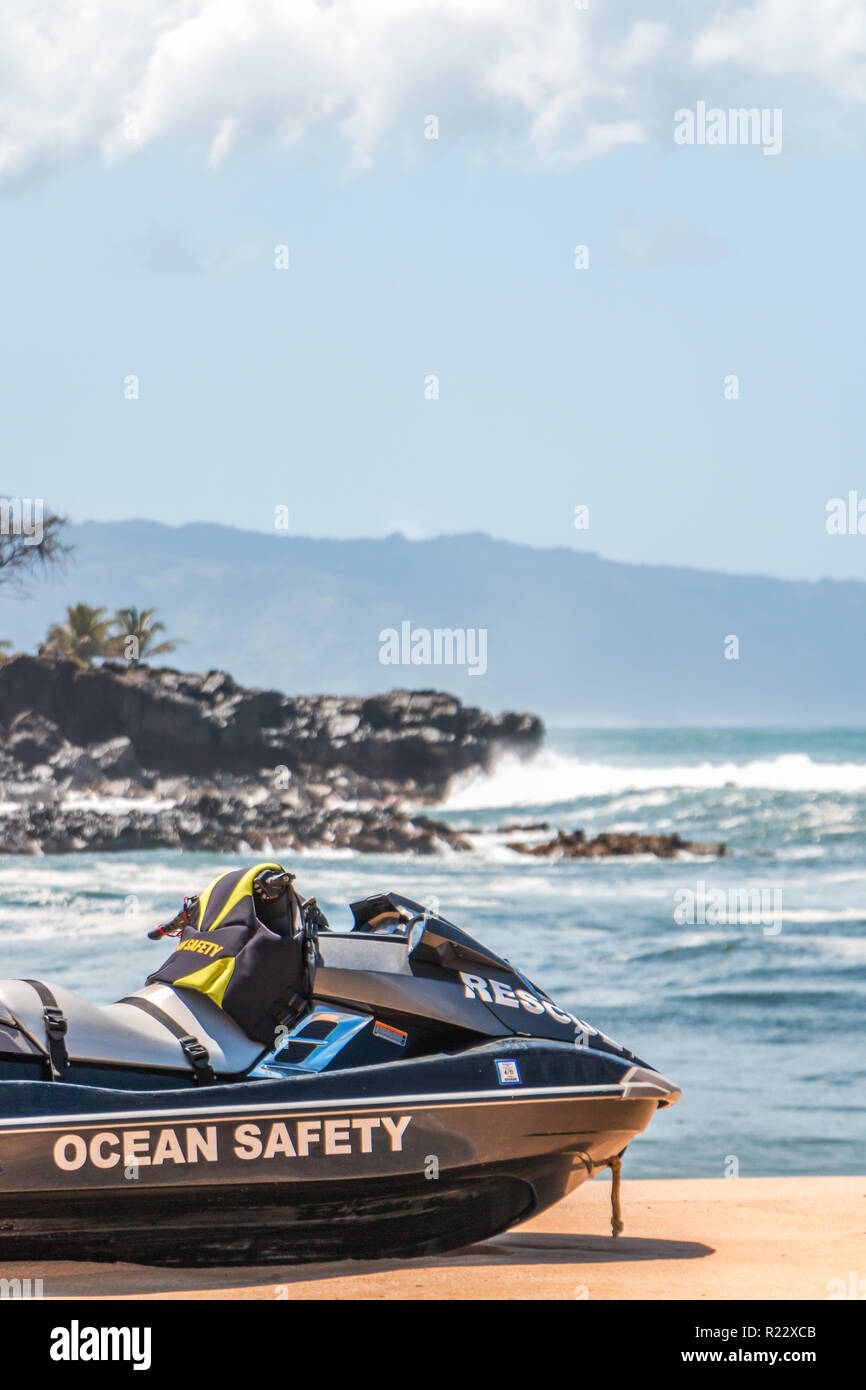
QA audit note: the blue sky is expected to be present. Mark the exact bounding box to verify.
[2,1,864,581]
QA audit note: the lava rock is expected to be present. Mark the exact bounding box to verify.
[7,711,65,766]
[506,829,726,859]
[0,658,538,855]
[0,657,542,787]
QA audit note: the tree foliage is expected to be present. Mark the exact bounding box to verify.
[42,604,119,666]
[0,500,70,592]
[112,607,179,662]
[39,603,182,667]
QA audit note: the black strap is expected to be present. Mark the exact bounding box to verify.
[263,990,307,1038]
[119,995,216,1085]
[23,980,69,1082]
[303,915,319,995]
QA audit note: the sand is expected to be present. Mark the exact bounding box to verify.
[11,1175,864,1301]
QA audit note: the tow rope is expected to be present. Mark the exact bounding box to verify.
[601,1154,625,1237]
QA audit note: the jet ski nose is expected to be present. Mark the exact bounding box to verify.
[620,1064,682,1108]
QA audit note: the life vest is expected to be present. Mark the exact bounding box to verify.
[146,862,312,1045]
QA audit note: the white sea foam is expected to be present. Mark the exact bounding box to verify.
[442,749,866,810]
[63,793,178,814]
[777,908,866,924]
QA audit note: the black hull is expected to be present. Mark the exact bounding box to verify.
[0,1040,676,1263]
[0,1162,559,1265]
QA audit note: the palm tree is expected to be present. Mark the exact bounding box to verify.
[42,604,119,667]
[111,607,180,664]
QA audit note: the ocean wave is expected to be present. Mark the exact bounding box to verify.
[776,907,866,924]
[443,749,866,810]
[670,987,853,1005]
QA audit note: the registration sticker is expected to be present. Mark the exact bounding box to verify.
[495,1059,521,1085]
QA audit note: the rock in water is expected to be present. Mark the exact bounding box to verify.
[506,830,726,859]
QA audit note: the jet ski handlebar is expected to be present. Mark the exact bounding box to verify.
[253,869,296,901]
[147,896,199,941]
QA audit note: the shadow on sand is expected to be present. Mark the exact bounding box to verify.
[12,1230,714,1299]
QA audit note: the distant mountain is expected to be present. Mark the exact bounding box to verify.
[2,520,864,722]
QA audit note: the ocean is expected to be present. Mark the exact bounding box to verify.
[1,727,864,1181]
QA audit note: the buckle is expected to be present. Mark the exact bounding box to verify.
[180,1037,209,1068]
[179,1035,215,1085]
[43,1006,67,1038]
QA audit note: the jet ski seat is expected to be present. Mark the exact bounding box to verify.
[0,979,264,1082]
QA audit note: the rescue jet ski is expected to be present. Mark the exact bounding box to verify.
[0,871,680,1264]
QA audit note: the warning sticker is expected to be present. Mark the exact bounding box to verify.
[373,1021,407,1047]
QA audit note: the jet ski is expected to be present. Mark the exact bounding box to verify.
[0,875,680,1265]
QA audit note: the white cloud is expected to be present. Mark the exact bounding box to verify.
[693,0,866,92]
[612,209,725,266]
[0,0,864,181]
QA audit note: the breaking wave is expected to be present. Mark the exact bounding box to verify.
[443,749,866,810]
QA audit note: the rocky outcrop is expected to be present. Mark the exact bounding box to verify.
[506,829,726,859]
[0,659,724,861]
[0,794,471,857]
[0,657,541,786]
[0,657,540,855]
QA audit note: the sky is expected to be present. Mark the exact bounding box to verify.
[2,0,866,581]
